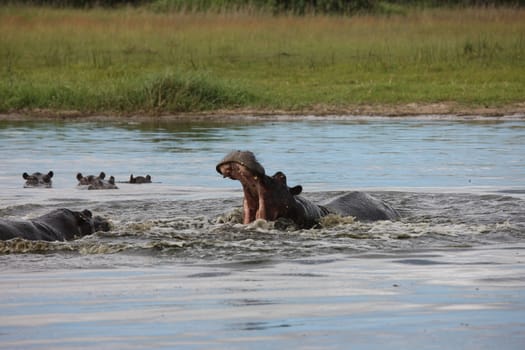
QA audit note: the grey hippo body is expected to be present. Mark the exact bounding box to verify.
[77,172,118,190]
[217,150,400,228]
[23,171,54,188]
[0,208,110,241]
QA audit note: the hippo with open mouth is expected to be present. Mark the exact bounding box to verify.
[23,171,54,188]
[0,208,110,241]
[216,150,400,228]
[76,172,118,190]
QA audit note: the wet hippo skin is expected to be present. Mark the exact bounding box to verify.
[0,208,110,241]
[217,150,400,228]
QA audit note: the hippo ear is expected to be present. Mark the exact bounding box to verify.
[44,172,53,182]
[23,172,29,179]
[272,171,287,184]
[73,210,89,225]
[76,173,83,181]
[289,185,302,196]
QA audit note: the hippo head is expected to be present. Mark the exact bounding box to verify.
[258,171,304,220]
[129,174,152,183]
[272,171,303,197]
[81,173,118,190]
[73,209,111,238]
[217,151,302,224]
[74,209,96,237]
[23,171,54,188]
[93,215,111,232]
[76,172,105,186]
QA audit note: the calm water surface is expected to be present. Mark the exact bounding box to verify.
[1,117,524,192]
[0,116,524,349]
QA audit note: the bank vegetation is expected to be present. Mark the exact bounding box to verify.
[1,1,524,116]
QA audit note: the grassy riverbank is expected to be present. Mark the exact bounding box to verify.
[1,5,524,116]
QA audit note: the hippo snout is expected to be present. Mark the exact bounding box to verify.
[218,163,233,178]
[216,150,265,176]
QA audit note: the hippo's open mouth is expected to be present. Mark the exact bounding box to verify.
[216,150,265,178]
[217,151,268,223]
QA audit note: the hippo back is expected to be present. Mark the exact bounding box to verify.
[292,195,331,228]
[34,209,95,240]
[323,191,400,221]
[0,220,45,241]
[0,209,96,241]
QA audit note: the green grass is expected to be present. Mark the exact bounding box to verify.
[1,5,524,115]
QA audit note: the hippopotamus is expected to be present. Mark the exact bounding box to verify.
[216,150,400,228]
[0,208,110,241]
[76,172,118,190]
[129,174,152,184]
[23,171,54,188]
[77,172,105,186]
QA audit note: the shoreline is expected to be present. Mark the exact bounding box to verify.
[1,102,525,122]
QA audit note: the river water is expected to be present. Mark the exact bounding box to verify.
[1,116,524,349]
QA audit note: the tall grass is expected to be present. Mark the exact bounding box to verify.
[0,5,524,114]
[148,0,377,15]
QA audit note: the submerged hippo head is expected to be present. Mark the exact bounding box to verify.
[216,151,303,224]
[69,209,111,238]
[72,209,111,237]
[76,172,105,186]
[23,171,54,188]
[76,172,117,190]
[89,175,118,190]
[129,174,152,184]
[93,215,111,232]
[74,209,97,237]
